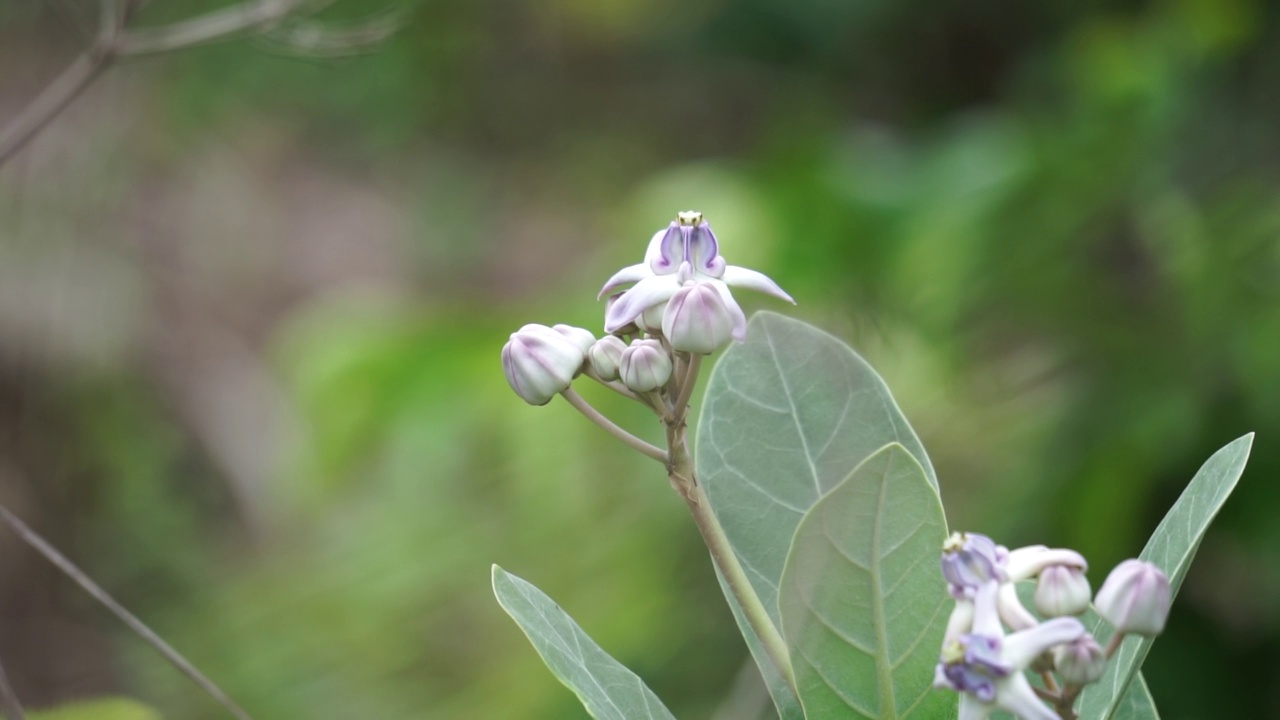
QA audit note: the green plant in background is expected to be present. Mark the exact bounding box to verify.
[496,212,1253,719]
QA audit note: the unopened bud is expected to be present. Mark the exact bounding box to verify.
[1094,560,1172,637]
[553,324,595,355]
[502,324,586,405]
[1035,565,1092,617]
[663,281,736,354]
[639,303,666,335]
[619,339,672,392]
[1054,635,1107,685]
[588,336,627,381]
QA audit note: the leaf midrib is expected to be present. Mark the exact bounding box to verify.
[869,451,897,720]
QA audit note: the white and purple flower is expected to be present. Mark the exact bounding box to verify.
[935,582,1086,720]
[598,211,794,341]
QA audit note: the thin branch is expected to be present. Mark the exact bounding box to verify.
[0,651,26,720]
[0,503,253,720]
[114,0,309,56]
[581,367,642,403]
[0,50,112,167]
[559,389,668,463]
[672,353,702,422]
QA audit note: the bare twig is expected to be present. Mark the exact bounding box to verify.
[0,50,113,167]
[114,0,310,56]
[0,0,346,168]
[0,651,26,720]
[0,503,253,720]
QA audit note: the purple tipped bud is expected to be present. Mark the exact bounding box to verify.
[1034,565,1092,617]
[587,336,627,381]
[1054,635,1107,685]
[619,339,672,392]
[941,532,1006,595]
[1094,560,1172,637]
[553,324,595,355]
[502,324,586,405]
[663,281,737,354]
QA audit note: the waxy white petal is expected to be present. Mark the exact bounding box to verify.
[598,263,652,299]
[995,674,1060,720]
[605,275,681,333]
[721,265,796,304]
[1001,617,1085,669]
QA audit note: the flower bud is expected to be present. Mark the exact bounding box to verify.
[1054,635,1107,685]
[1094,560,1172,637]
[501,324,585,405]
[587,336,627,381]
[941,532,1005,596]
[553,324,595,355]
[639,303,665,335]
[1034,564,1092,617]
[662,281,736,354]
[619,339,672,392]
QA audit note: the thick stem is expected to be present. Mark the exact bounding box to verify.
[0,503,252,720]
[560,389,668,463]
[667,432,797,697]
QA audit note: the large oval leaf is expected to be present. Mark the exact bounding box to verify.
[492,566,676,720]
[1076,433,1252,720]
[779,443,951,720]
[1113,674,1160,720]
[696,312,938,634]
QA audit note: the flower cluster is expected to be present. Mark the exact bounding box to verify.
[935,532,1172,720]
[502,211,793,409]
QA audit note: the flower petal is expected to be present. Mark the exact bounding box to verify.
[1002,617,1085,669]
[971,580,1003,636]
[994,673,1059,720]
[647,224,683,275]
[605,275,680,333]
[958,694,994,720]
[1006,547,1087,581]
[997,583,1039,631]
[721,265,796,304]
[944,599,975,645]
[598,263,652,299]
[690,222,726,278]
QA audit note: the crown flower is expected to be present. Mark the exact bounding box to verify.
[599,211,794,339]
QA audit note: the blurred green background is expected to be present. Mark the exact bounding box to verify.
[1,0,1278,717]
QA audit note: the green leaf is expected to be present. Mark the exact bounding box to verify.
[1077,433,1253,720]
[28,698,161,720]
[491,565,676,720]
[1112,674,1161,720]
[697,312,938,634]
[779,443,952,720]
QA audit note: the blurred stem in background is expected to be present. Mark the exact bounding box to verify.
[0,0,397,166]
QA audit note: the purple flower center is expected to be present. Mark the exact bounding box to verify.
[938,633,1012,704]
[650,219,726,278]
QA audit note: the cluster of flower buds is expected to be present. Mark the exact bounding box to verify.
[502,211,794,409]
[934,532,1172,720]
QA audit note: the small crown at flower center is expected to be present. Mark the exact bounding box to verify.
[677,210,703,226]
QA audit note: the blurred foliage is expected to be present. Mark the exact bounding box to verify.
[2,0,1280,718]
